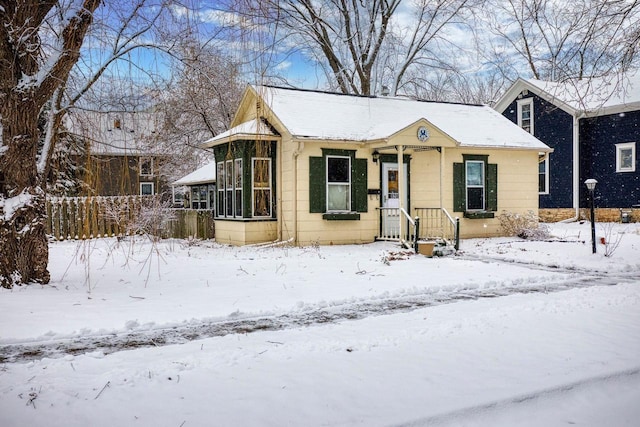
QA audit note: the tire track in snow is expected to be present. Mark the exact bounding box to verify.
[0,261,637,363]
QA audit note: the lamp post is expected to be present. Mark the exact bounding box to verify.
[585,179,598,254]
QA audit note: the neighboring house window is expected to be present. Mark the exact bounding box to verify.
[616,142,636,172]
[309,149,368,217]
[140,157,153,176]
[191,185,208,209]
[140,182,154,195]
[453,155,498,215]
[234,159,243,217]
[173,186,185,206]
[327,156,351,212]
[517,98,534,134]
[216,162,224,216]
[252,158,272,217]
[539,153,549,194]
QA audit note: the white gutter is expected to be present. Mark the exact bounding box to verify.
[292,141,304,244]
[561,112,583,222]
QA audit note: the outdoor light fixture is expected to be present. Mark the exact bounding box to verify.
[372,150,380,163]
[585,178,598,254]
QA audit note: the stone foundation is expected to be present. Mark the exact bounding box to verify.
[539,208,639,223]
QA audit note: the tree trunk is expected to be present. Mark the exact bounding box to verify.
[0,99,50,288]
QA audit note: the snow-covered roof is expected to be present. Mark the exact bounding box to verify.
[66,111,162,156]
[202,118,278,146]
[204,86,549,151]
[495,73,640,116]
[172,161,216,186]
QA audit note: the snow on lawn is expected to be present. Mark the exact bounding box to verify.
[1,221,639,426]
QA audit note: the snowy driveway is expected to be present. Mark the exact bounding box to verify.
[0,254,636,363]
[1,222,639,426]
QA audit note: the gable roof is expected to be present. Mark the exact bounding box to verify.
[203,85,549,151]
[172,161,216,186]
[66,111,162,156]
[494,73,640,117]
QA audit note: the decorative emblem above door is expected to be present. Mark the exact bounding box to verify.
[417,126,429,142]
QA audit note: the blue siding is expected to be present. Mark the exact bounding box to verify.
[501,95,574,208]
[579,110,640,208]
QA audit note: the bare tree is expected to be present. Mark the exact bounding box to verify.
[233,0,477,96]
[0,1,189,288]
[153,40,244,183]
[482,0,640,82]
[0,0,103,288]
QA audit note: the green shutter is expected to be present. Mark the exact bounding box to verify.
[486,163,498,211]
[453,162,465,212]
[309,156,325,213]
[353,158,368,212]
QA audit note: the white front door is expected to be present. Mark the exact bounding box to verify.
[381,162,408,238]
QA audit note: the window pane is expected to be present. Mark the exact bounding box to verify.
[235,190,242,216]
[226,191,233,216]
[140,157,153,176]
[217,190,224,216]
[235,159,242,187]
[141,183,153,195]
[253,159,270,187]
[467,187,484,210]
[217,163,225,189]
[328,184,349,211]
[328,157,350,182]
[539,174,546,193]
[466,162,484,186]
[620,148,633,169]
[253,189,271,217]
[226,161,233,188]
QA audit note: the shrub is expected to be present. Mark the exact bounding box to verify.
[498,210,550,240]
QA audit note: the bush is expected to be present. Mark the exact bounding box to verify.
[498,210,550,240]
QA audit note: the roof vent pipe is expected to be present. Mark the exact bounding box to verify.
[381,85,390,96]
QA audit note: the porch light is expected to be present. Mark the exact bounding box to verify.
[372,150,380,163]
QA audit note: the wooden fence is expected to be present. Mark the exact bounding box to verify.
[46,196,215,241]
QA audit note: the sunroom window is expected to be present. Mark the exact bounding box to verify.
[252,158,272,217]
[216,162,225,215]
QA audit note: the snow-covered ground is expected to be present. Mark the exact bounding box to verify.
[1,221,639,426]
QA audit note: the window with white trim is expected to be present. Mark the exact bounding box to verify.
[139,157,153,176]
[517,98,534,134]
[252,158,272,217]
[225,160,233,216]
[616,142,635,172]
[539,153,549,194]
[234,159,243,217]
[191,185,209,209]
[326,156,351,212]
[216,162,225,215]
[140,182,154,195]
[466,160,485,210]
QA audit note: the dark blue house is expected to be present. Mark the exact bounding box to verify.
[495,75,640,222]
